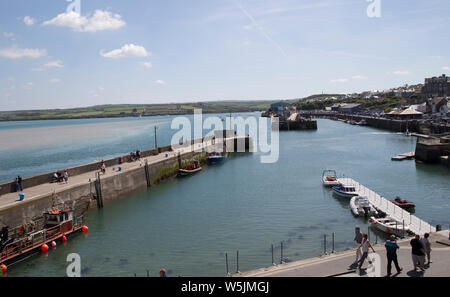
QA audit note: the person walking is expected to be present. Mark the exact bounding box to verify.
[420,233,432,265]
[385,235,403,276]
[357,233,375,270]
[63,170,69,184]
[353,227,363,265]
[410,235,425,272]
[17,176,23,191]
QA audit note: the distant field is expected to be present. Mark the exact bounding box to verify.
[0,101,286,121]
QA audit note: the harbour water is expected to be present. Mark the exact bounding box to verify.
[1,115,449,277]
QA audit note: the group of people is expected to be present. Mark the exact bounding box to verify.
[129,150,141,162]
[53,170,69,183]
[14,176,23,192]
[353,226,432,276]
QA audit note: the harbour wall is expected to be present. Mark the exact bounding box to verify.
[415,136,450,163]
[0,137,251,228]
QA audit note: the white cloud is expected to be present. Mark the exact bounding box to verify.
[43,10,125,33]
[23,16,35,26]
[443,66,450,70]
[155,80,166,85]
[142,62,152,69]
[0,46,46,59]
[31,60,64,71]
[101,44,150,59]
[352,75,367,80]
[49,78,61,83]
[330,78,349,83]
[392,70,410,75]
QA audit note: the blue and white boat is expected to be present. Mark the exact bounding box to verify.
[332,184,359,198]
[207,152,228,164]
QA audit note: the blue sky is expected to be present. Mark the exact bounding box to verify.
[0,0,449,111]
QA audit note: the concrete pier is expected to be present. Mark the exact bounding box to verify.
[0,136,251,228]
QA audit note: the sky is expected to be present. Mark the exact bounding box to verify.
[0,0,449,111]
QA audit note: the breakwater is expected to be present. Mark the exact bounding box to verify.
[0,136,251,228]
[307,112,450,135]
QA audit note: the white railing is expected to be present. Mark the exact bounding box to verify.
[338,178,436,235]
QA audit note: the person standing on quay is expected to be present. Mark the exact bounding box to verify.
[385,235,403,276]
[353,226,363,265]
[63,170,69,184]
[420,233,432,265]
[357,233,375,270]
[410,235,425,272]
[17,176,23,191]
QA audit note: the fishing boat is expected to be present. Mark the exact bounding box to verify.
[178,160,202,176]
[369,216,410,237]
[0,207,85,266]
[207,152,228,165]
[332,184,359,198]
[350,196,378,217]
[390,196,415,212]
[322,170,340,187]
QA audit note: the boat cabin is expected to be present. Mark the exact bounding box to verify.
[341,185,356,192]
[44,208,74,234]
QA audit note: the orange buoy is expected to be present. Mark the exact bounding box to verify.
[0,264,7,272]
[51,241,56,247]
[82,226,88,232]
[41,244,49,252]
[62,235,67,242]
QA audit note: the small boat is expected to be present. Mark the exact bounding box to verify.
[178,160,202,176]
[390,196,415,212]
[332,184,359,198]
[357,119,368,126]
[0,207,85,266]
[350,196,378,217]
[369,216,410,237]
[322,170,340,187]
[207,152,228,165]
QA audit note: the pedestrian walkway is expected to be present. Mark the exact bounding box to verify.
[237,231,450,277]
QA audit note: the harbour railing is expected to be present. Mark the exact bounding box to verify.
[338,178,436,235]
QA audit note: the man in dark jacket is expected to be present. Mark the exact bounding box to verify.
[385,235,403,276]
[410,234,425,271]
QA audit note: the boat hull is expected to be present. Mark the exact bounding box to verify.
[207,155,227,164]
[332,187,359,198]
[178,167,202,176]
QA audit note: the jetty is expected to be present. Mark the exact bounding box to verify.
[337,178,436,235]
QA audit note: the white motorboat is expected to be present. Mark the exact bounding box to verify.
[322,170,340,187]
[350,196,378,217]
[332,184,359,198]
[369,216,410,237]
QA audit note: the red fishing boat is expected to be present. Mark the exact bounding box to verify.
[178,160,202,176]
[0,207,86,267]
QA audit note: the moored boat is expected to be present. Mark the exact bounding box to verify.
[322,170,340,187]
[207,152,228,165]
[0,207,85,267]
[178,160,202,176]
[332,184,359,198]
[369,216,410,237]
[390,196,415,212]
[350,196,378,217]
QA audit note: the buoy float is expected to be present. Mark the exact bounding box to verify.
[82,226,88,232]
[51,241,56,247]
[41,244,49,252]
[62,235,67,242]
[0,264,7,272]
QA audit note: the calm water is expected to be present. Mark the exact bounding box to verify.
[2,116,449,277]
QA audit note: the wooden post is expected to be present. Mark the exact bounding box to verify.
[226,253,229,276]
[272,244,275,266]
[177,153,182,169]
[323,235,327,255]
[144,160,151,187]
[236,250,240,274]
[280,241,284,264]
[154,126,158,149]
[332,232,335,253]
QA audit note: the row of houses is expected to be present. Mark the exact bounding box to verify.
[388,97,449,120]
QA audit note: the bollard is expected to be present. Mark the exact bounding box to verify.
[236,250,240,274]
